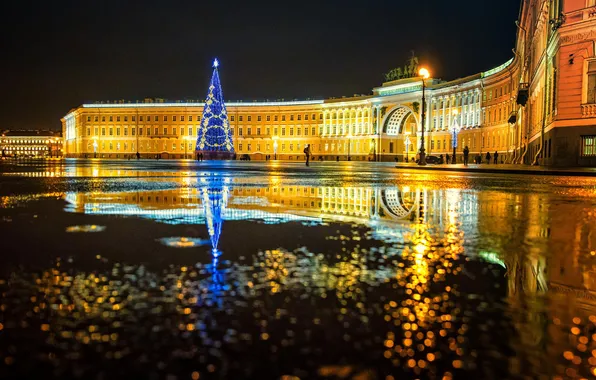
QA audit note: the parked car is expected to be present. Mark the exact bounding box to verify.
[239,154,251,161]
[415,155,443,164]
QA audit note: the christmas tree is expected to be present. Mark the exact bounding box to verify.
[195,58,234,157]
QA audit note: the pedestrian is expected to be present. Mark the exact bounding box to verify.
[304,144,311,166]
[336,156,339,162]
[486,152,491,164]
[446,153,450,164]
[463,146,470,166]
[494,151,498,164]
[136,152,140,160]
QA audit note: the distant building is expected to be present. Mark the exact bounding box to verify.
[0,130,63,158]
[61,0,596,166]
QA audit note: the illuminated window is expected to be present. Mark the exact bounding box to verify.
[581,135,596,157]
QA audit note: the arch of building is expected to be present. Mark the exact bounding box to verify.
[381,105,419,136]
[379,188,419,220]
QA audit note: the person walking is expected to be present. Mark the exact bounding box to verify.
[446,153,450,164]
[463,146,470,166]
[304,144,311,166]
[494,151,499,164]
[486,152,491,164]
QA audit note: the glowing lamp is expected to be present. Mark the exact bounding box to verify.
[419,68,430,79]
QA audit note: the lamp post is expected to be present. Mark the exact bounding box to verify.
[347,133,352,161]
[451,109,461,164]
[418,68,430,166]
[272,136,278,160]
[405,133,411,163]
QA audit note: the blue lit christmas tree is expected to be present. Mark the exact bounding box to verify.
[195,59,234,158]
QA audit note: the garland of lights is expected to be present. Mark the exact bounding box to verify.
[196,59,234,152]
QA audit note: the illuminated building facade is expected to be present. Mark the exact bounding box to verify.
[0,130,63,158]
[62,0,596,166]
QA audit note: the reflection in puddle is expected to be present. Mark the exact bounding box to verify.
[157,237,210,248]
[65,224,106,233]
[1,166,596,379]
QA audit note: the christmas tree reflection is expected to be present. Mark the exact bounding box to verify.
[198,175,230,308]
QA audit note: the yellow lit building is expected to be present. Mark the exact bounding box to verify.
[1,130,63,158]
[62,0,596,166]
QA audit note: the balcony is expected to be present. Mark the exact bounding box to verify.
[516,83,529,106]
[508,111,518,124]
[581,103,596,118]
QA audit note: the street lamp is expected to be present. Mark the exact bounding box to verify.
[404,132,411,163]
[272,136,279,160]
[418,67,430,166]
[347,132,352,161]
[451,109,461,164]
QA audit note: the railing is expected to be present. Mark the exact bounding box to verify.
[581,103,596,118]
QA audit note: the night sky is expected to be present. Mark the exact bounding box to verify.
[1,0,520,130]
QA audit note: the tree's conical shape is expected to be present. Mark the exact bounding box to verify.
[196,59,234,153]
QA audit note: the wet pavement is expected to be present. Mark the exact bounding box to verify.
[1,159,596,379]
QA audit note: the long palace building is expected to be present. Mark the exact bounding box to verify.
[63,0,596,166]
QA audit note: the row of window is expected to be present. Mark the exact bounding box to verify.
[85,113,325,123]
[1,139,54,144]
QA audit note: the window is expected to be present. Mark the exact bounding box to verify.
[581,135,596,157]
[124,116,128,122]
[282,115,286,121]
[231,116,235,122]
[124,128,128,136]
[238,127,243,136]
[305,114,309,121]
[109,116,113,122]
[139,127,143,135]
[154,116,158,122]
[239,116,243,122]
[188,127,192,135]
[312,127,316,135]
[164,127,168,135]
[247,116,252,122]
[102,116,106,122]
[290,128,294,136]
[282,127,286,136]
[587,61,596,103]
[247,127,252,135]
[257,115,262,122]
[132,116,136,122]
[94,116,98,122]
[189,116,193,122]
[87,116,91,122]
[305,127,309,136]
[154,127,158,135]
[87,127,90,136]
[257,127,261,135]
[266,127,270,135]
[109,128,113,136]
[238,143,243,151]
[94,127,98,136]
[247,143,251,151]
[181,116,185,122]
[132,127,135,136]
[173,127,177,135]
[164,116,168,122]
[274,115,278,121]
[117,116,121,122]
[266,115,270,121]
[140,116,143,122]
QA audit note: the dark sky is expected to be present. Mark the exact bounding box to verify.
[0,0,520,130]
